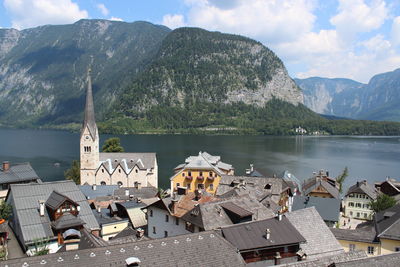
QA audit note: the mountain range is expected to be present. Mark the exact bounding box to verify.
[296,68,400,122]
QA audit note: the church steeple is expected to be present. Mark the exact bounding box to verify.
[82,68,97,140]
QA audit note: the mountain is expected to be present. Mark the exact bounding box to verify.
[0,19,170,126]
[296,69,400,122]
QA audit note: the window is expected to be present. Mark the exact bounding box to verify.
[187,183,191,190]
[395,247,400,252]
[349,244,356,251]
[100,181,106,185]
[209,172,213,177]
[198,184,204,190]
[118,169,121,173]
[199,172,203,176]
[357,212,360,218]
[356,203,362,208]
[350,211,353,216]
[149,209,153,217]
[153,227,156,234]
[182,173,185,177]
[135,169,138,173]
[164,231,168,238]
[84,146,91,152]
[363,204,369,209]
[367,246,375,255]
[117,181,123,186]
[165,215,169,222]
[209,184,214,191]
[364,213,368,218]
[175,218,179,225]
[349,202,354,207]
[177,183,180,187]
[101,169,104,173]
[264,184,272,190]
[188,171,192,177]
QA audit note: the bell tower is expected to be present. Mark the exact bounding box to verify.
[80,67,99,185]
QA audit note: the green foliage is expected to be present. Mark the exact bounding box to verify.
[64,160,80,184]
[102,137,124,152]
[0,202,12,220]
[370,194,396,213]
[336,167,348,194]
[157,188,169,199]
[32,238,50,256]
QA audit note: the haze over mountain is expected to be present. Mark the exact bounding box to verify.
[296,68,400,122]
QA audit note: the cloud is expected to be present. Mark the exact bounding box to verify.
[162,14,185,29]
[97,3,109,16]
[110,17,123,22]
[391,16,400,46]
[4,0,88,29]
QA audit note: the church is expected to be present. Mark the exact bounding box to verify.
[80,69,158,187]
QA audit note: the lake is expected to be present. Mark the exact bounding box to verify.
[0,128,399,191]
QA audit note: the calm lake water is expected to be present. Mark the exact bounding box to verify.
[0,128,399,191]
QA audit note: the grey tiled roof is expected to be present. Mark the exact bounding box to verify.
[221,216,305,251]
[335,252,400,267]
[79,185,119,199]
[58,228,108,253]
[345,180,378,200]
[302,178,340,199]
[0,162,40,184]
[51,212,85,230]
[99,152,156,172]
[3,231,246,267]
[285,207,343,259]
[330,228,378,243]
[45,190,77,210]
[113,186,158,199]
[7,181,100,245]
[375,203,400,240]
[278,251,367,267]
[292,196,340,222]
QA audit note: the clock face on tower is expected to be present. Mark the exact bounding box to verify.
[85,135,89,140]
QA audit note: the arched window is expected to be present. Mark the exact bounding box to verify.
[117,181,123,187]
[100,181,106,185]
[135,169,138,173]
[119,169,121,173]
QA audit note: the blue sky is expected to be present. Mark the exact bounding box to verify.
[1,0,400,83]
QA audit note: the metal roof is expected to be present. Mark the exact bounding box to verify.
[0,162,40,184]
[221,216,305,251]
[330,228,378,243]
[220,202,253,218]
[79,185,119,200]
[45,190,78,210]
[81,69,98,140]
[292,196,340,222]
[51,212,85,230]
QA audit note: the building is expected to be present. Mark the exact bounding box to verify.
[343,180,379,220]
[221,215,306,265]
[332,204,400,256]
[80,69,157,187]
[375,178,400,197]
[170,151,234,194]
[1,230,246,267]
[302,170,340,199]
[6,181,100,255]
[0,161,40,200]
[92,208,129,241]
[292,196,340,227]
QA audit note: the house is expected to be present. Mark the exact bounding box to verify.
[292,196,340,227]
[170,151,234,194]
[1,231,246,267]
[343,180,379,220]
[0,161,40,200]
[221,215,306,265]
[332,204,400,256]
[375,178,400,197]
[216,175,297,213]
[80,69,157,187]
[286,207,344,259]
[302,170,340,199]
[92,208,129,241]
[6,181,100,255]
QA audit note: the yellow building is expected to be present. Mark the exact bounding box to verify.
[170,152,234,194]
[93,208,129,241]
[331,204,400,256]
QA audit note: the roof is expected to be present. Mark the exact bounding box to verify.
[93,208,128,226]
[0,162,40,184]
[45,190,78,210]
[221,216,305,251]
[302,177,340,199]
[345,180,378,200]
[285,207,343,259]
[292,196,340,222]
[6,181,100,245]
[51,212,85,230]
[99,153,156,172]
[277,251,367,267]
[330,228,378,243]
[220,202,253,218]
[2,231,246,267]
[58,228,108,253]
[79,185,119,200]
[375,203,400,240]
[107,226,148,245]
[113,186,158,199]
[81,69,98,140]
[335,252,400,267]
[181,194,275,230]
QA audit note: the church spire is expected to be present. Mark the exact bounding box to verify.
[82,67,97,140]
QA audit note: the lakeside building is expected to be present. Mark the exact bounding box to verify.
[375,178,400,197]
[169,151,234,194]
[331,203,400,256]
[343,180,379,220]
[302,170,340,199]
[80,69,157,187]
[0,161,41,200]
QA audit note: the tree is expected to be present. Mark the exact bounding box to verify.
[370,194,396,213]
[102,137,124,152]
[336,167,348,193]
[0,202,12,220]
[64,160,80,184]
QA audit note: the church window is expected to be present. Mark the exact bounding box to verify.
[117,181,123,186]
[100,181,106,185]
[85,136,89,140]
[119,169,121,173]
[135,169,138,173]
[102,169,104,173]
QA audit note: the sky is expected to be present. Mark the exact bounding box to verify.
[1,0,400,83]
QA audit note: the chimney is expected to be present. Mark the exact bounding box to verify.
[194,189,202,201]
[135,182,142,190]
[250,164,254,172]
[170,193,178,213]
[277,212,282,221]
[136,228,144,239]
[92,184,97,191]
[125,189,130,197]
[97,206,101,213]
[39,200,45,216]
[136,197,142,203]
[2,161,10,172]
[274,252,282,265]
[265,228,271,240]
[326,171,329,177]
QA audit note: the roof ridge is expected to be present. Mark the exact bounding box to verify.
[378,216,400,238]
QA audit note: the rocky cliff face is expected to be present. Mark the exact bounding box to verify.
[296,69,400,122]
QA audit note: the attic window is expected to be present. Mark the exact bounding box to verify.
[264,184,272,190]
[125,257,141,266]
[102,169,104,173]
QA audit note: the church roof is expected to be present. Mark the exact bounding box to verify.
[81,69,97,140]
[99,153,156,173]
